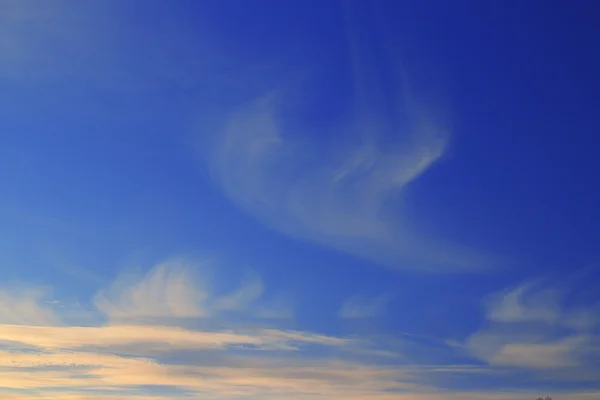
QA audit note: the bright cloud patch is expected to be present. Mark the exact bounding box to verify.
[1,2,598,400]
[0,265,598,399]
[207,90,457,273]
[93,259,292,323]
[461,280,600,372]
[0,262,412,399]
[0,287,60,326]
[94,260,210,321]
[204,7,493,274]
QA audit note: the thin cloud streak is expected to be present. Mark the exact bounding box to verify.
[0,265,598,398]
[0,264,414,399]
[3,0,490,273]
[460,280,600,373]
[339,293,393,319]
[94,259,210,321]
[206,4,492,273]
[94,259,293,323]
[0,287,60,326]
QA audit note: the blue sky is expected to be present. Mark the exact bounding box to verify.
[1,0,599,399]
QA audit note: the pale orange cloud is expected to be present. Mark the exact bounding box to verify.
[0,264,597,399]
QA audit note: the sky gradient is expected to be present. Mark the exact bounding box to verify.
[1,0,600,399]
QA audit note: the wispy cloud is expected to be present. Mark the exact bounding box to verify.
[205,5,491,273]
[460,279,600,372]
[0,324,352,355]
[94,259,292,323]
[0,287,60,326]
[94,259,210,322]
[0,261,410,399]
[213,274,264,312]
[339,293,393,319]
[213,273,294,319]
[3,0,490,274]
[0,266,598,398]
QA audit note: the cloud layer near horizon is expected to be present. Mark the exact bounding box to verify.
[0,260,598,399]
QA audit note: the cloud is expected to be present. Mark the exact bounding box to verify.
[0,342,448,399]
[94,259,292,323]
[0,324,315,352]
[339,293,393,318]
[484,281,562,325]
[462,280,600,372]
[0,270,598,399]
[94,259,209,322]
[0,271,408,400]
[213,275,264,312]
[213,274,294,319]
[204,4,492,273]
[0,287,61,326]
[3,0,490,274]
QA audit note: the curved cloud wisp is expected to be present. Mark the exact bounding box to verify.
[207,7,490,273]
[94,259,292,323]
[461,280,600,371]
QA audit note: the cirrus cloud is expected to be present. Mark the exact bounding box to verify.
[204,3,493,274]
[0,263,598,399]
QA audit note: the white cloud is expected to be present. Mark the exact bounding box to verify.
[0,324,587,400]
[0,272,598,398]
[93,259,292,323]
[213,274,294,319]
[0,272,415,400]
[3,0,488,275]
[0,287,60,326]
[485,281,561,324]
[339,293,393,318]
[94,259,209,321]
[0,324,349,353]
[204,6,492,273]
[463,280,600,371]
[213,274,264,312]
[489,335,591,369]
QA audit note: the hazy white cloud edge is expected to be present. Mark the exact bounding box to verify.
[339,293,393,318]
[0,262,598,399]
[94,259,292,323]
[2,2,598,399]
[458,280,600,373]
[1,0,492,274]
[205,11,494,275]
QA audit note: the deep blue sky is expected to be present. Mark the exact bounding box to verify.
[0,1,599,399]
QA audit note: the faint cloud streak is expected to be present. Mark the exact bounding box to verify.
[94,259,209,321]
[339,293,393,319]
[0,268,598,399]
[205,4,491,273]
[462,280,600,371]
